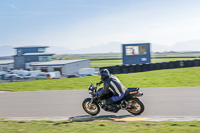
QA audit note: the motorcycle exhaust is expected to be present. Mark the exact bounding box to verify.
[136,92,143,97]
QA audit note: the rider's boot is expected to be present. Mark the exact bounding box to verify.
[102,104,108,111]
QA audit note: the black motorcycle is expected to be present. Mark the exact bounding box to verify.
[82,83,144,116]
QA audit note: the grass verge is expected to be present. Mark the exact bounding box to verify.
[0,67,199,91]
[90,58,199,67]
[0,120,200,133]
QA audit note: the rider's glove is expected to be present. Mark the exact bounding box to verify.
[96,81,103,86]
[96,83,101,86]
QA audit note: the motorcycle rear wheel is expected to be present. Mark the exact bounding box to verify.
[82,98,100,116]
[126,98,144,115]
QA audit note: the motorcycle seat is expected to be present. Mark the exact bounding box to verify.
[126,88,139,91]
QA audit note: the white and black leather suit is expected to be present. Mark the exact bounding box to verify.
[98,74,127,105]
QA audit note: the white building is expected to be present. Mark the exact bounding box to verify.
[0,59,90,76]
[0,60,14,71]
[27,59,90,75]
[0,46,91,75]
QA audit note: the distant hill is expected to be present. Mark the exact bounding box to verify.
[68,39,200,54]
[171,40,200,51]
[48,46,73,54]
[0,39,200,56]
[48,42,122,54]
[151,43,171,52]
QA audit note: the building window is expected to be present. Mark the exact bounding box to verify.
[41,67,48,72]
[17,49,22,55]
[2,67,7,71]
[125,45,147,55]
[39,56,52,62]
[38,48,46,52]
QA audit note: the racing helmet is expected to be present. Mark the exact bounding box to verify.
[99,69,110,81]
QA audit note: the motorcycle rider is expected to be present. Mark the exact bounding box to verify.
[97,69,126,112]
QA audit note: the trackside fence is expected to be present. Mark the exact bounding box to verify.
[100,59,200,74]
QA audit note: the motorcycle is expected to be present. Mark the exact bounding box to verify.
[82,83,144,116]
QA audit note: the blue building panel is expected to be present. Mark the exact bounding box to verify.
[122,43,151,65]
[16,48,47,56]
[24,55,40,63]
[14,56,25,69]
[13,46,54,70]
[24,55,53,63]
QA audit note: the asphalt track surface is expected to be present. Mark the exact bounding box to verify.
[0,87,200,120]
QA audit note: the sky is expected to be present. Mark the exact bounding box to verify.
[0,0,200,50]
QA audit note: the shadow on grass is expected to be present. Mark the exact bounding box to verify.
[68,115,137,122]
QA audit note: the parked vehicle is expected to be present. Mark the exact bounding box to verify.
[82,83,144,116]
[36,73,49,80]
[4,74,22,80]
[79,68,96,76]
[28,70,41,78]
[11,70,41,78]
[0,71,6,80]
[48,71,61,79]
[11,70,29,76]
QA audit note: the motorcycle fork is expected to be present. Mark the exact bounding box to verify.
[89,97,94,109]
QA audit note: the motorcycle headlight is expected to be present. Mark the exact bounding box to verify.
[89,90,92,94]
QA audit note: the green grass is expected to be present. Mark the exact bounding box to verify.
[53,53,121,60]
[91,64,120,67]
[90,59,121,67]
[91,60,122,63]
[90,58,198,64]
[118,67,200,88]
[152,52,200,57]
[0,120,200,133]
[90,58,199,67]
[0,67,200,91]
[53,52,200,60]
[0,76,99,91]
[151,58,199,63]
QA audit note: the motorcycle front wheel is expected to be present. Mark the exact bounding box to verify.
[126,98,144,115]
[82,98,100,116]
